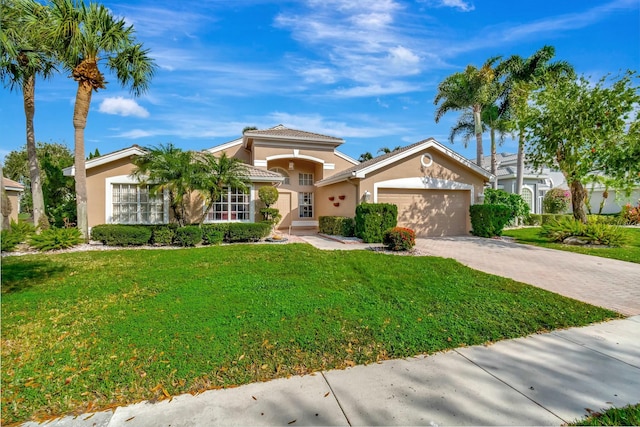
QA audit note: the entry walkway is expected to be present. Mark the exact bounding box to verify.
[23,317,640,426]
[414,237,640,316]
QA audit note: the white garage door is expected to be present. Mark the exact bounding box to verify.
[378,188,470,237]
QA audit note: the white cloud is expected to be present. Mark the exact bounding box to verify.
[439,0,474,12]
[113,129,155,139]
[332,81,420,98]
[99,97,150,118]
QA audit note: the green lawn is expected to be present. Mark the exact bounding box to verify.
[570,404,640,426]
[502,227,640,263]
[1,244,618,424]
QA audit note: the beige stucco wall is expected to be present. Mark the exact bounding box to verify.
[207,143,251,164]
[252,144,355,180]
[359,147,487,200]
[315,181,359,219]
[86,157,138,227]
[5,190,21,223]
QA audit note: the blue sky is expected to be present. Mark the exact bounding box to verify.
[1,0,638,163]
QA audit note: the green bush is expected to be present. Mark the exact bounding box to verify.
[1,229,21,252]
[201,224,228,245]
[541,217,627,246]
[319,216,355,237]
[484,189,529,223]
[259,207,281,225]
[621,202,640,225]
[29,227,82,251]
[90,224,152,246]
[469,204,512,237]
[174,226,202,247]
[151,225,176,246]
[524,214,542,226]
[543,188,570,214]
[383,227,416,251]
[586,214,624,225]
[227,222,271,242]
[541,213,567,225]
[9,219,36,242]
[355,203,398,243]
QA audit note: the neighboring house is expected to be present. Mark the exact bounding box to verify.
[2,177,24,223]
[64,125,492,237]
[484,153,639,214]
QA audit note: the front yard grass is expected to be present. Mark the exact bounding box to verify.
[503,227,640,263]
[570,404,640,426]
[1,244,618,424]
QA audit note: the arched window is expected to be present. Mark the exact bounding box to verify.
[521,187,534,213]
[269,167,290,185]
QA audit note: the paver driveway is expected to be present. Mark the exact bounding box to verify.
[415,236,640,316]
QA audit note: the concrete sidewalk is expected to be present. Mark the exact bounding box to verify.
[24,316,640,427]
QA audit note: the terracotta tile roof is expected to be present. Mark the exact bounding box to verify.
[245,124,343,142]
[242,164,285,180]
[3,177,24,190]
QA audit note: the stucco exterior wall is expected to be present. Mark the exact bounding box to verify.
[315,181,359,219]
[207,143,251,164]
[86,157,138,227]
[5,190,21,223]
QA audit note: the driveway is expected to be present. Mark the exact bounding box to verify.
[415,236,640,316]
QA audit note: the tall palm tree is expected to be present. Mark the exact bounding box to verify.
[498,46,575,195]
[435,57,501,166]
[1,0,56,228]
[193,152,250,225]
[131,144,195,226]
[42,0,156,238]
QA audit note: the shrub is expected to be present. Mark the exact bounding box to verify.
[587,214,624,226]
[621,202,640,225]
[227,222,271,242]
[541,217,628,246]
[319,216,355,237]
[1,230,21,252]
[524,214,542,226]
[383,227,416,251]
[174,226,202,247]
[355,203,398,243]
[151,225,176,246]
[543,188,571,214]
[29,227,82,251]
[201,223,228,245]
[484,189,529,224]
[541,213,567,225]
[90,224,152,246]
[9,219,36,242]
[259,207,281,225]
[469,204,512,237]
[258,186,279,207]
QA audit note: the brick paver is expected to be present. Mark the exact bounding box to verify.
[415,237,640,316]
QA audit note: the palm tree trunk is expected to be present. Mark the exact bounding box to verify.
[473,106,483,166]
[73,81,92,240]
[1,164,11,230]
[490,127,497,189]
[570,180,588,223]
[23,75,48,229]
[516,130,525,195]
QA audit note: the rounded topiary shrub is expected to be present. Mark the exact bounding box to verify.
[543,188,571,214]
[174,226,202,247]
[383,227,416,251]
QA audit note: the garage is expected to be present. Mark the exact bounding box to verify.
[378,188,471,237]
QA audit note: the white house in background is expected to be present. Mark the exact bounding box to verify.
[483,153,639,215]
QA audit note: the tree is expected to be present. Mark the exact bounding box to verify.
[1,0,57,228]
[498,46,574,195]
[193,152,250,225]
[1,165,11,230]
[358,152,373,162]
[43,0,156,239]
[435,57,501,166]
[258,185,281,226]
[131,144,195,227]
[377,146,402,154]
[524,72,640,223]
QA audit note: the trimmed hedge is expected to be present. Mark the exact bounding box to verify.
[355,203,398,243]
[151,225,176,246]
[470,204,512,237]
[91,224,152,246]
[201,224,228,245]
[383,227,416,251]
[227,222,271,242]
[174,225,203,247]
[319,216,355,237]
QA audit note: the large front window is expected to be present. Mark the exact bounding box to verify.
[298,192,313,218]
[206,187,251,222]
[112,184,164,224]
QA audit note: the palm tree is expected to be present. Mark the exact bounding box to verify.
[193,152,250,225]
[498,46,575,195]
[377,146,402,155]
[435,57,501,166]
[131,144,195,227]
[358,152,373,162]
[42,0,156,238]
[1,0,56,228]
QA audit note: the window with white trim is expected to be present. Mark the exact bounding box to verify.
[269,167,290,185]
[205,187,251,222]
[298,192,313,218]
[112,184,165,224]
[298,173,313,186]
[521,187,534,213]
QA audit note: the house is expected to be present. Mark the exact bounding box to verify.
[485,153,639,215]
[2,177,24,223]
[64,125,492,237]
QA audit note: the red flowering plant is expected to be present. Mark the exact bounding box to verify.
[383,227,416,251]
[621,202,640,225]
